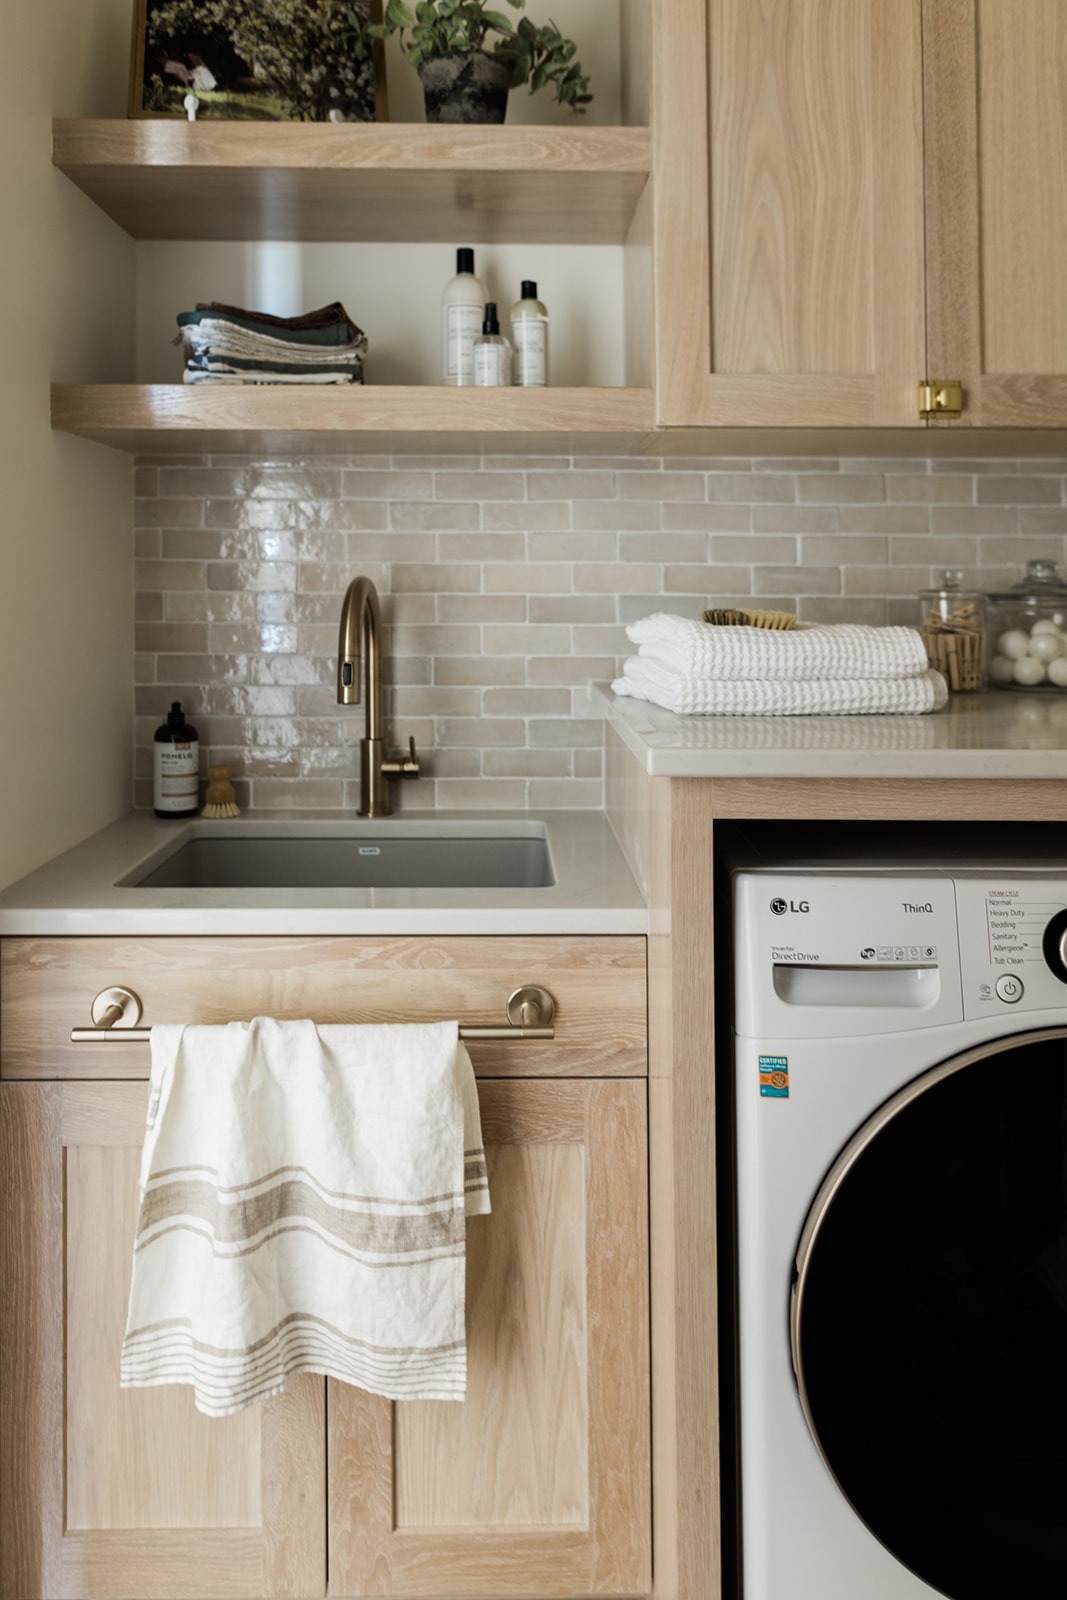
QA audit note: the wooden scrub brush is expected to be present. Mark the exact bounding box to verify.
[201,765,241,819]
[703,606,797,630]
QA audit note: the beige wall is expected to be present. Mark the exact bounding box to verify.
[0,0,135,888]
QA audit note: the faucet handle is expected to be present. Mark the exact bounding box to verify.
[382,736,421,781]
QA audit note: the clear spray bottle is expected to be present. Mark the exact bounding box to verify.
[473,303,512,387]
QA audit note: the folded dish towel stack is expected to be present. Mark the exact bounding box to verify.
[612,613,948,716]
[120,1017,489,1418]
[176,300,368,385]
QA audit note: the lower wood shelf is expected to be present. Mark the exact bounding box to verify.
[50,383,657,455]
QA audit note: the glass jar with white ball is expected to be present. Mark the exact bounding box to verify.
[986,560,1067,691]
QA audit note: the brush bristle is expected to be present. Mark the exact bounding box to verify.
[703,607,752,626]
[201,801,241,819]
[703,606,797,630]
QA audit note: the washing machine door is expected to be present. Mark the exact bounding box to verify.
[792,1027,1067,1600]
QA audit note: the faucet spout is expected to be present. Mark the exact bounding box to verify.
[337,576,382,739]
[337,576,419,817]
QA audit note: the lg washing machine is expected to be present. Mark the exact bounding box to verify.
[731,866,1067,1600]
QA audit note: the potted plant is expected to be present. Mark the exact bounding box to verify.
[365,0,592,123]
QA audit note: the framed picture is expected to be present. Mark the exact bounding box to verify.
[128,0,387,122]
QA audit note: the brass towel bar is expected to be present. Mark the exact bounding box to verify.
[70,984,556,1044]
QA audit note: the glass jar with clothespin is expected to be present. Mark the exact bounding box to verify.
[918,571,986,693]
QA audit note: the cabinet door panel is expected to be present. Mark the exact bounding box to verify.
[327,1079,650,1598]
[655,0,924,426]
[0,1083,326,1600]
[924,0,1067,425]
[394,1139,589,1531]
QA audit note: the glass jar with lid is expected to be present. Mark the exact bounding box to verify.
[918,570,985,693]
[986,559,1067,691]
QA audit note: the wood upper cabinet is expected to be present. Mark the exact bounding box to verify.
[653,0,926,427]
[0,936,650,1600]
[654,0,1067,431]
[923,0,1067,428]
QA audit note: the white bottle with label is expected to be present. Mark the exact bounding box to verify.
[473,303,512,387]
[510,279,549,386]
[442,247,487,386]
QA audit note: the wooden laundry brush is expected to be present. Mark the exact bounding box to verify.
[201,765,241,819]
[702,606,797,630]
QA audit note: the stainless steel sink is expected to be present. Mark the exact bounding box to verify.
[123,824,556,891]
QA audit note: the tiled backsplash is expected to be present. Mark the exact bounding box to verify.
[134,453,1067,810]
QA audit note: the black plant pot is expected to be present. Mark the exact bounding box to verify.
[417,50,511,123]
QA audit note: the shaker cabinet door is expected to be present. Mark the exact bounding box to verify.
[923,0,1067,428]
[327,1078,651,1598]
[0,1083,326,1600]
[654,0,925,428]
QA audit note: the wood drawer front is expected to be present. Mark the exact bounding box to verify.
[0,935,647,1081]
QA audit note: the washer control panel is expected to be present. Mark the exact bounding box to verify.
[734,873,964,1040]
[955,878,1067,1019]
[735,869,1067,1038]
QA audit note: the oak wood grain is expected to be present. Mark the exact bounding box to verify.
[693,776,1067,821]
[50,385,657,455]
[1,1082,327,1598]
[923,0,1067,428]
[654,0,924,427]
[327,1078,651,1597]
[52,120,650,245]
[1,935,648,1083]
[604,746,721,1600]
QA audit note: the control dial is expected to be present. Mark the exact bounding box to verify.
[1041,907,1067,983]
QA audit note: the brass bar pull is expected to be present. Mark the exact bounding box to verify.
[71,984,556,1044]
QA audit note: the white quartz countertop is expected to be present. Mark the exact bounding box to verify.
[0,810,646,937]
[599,686,1067,779]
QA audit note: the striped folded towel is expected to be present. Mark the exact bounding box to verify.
[627,613,931,681]
[612,656,948,716]
[121,1018,488,1418]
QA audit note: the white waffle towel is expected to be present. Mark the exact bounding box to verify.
[120,1018,489,1418]
[612,656,948,716]
[627,614,931,681]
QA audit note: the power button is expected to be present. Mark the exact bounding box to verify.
[995,974,1025,1004]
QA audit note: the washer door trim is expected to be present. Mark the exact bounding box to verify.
[789,1023,1067,1473]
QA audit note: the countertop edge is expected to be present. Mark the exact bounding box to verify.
[595,685,1067,778]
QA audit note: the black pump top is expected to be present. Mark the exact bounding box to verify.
[160,701,196,735]
[521,280,538,299]
[482,302,500,334]
[457,247,475,274]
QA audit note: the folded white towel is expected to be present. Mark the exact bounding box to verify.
[627,613,931,681]
[121,1018,489,1418]
[612,656,948,716]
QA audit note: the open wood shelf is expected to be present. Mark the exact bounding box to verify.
[50,383,657,454]
[52,120,651,244]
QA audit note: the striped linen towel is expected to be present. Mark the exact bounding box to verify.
[120,1018,489,1418]
[612,655,948,716]
[627,613,931,681]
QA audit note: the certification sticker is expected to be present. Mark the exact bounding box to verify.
[759,1055,790,1098]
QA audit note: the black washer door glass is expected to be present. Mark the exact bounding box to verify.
[795,1035,1067,1600]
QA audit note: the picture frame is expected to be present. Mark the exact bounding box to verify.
[128,0,387,123]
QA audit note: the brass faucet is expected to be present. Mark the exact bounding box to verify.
[336,577,420,816]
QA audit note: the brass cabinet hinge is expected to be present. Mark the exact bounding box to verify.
[918,379,963,419]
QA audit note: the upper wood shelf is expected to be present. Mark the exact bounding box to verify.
[52,119,650,245]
